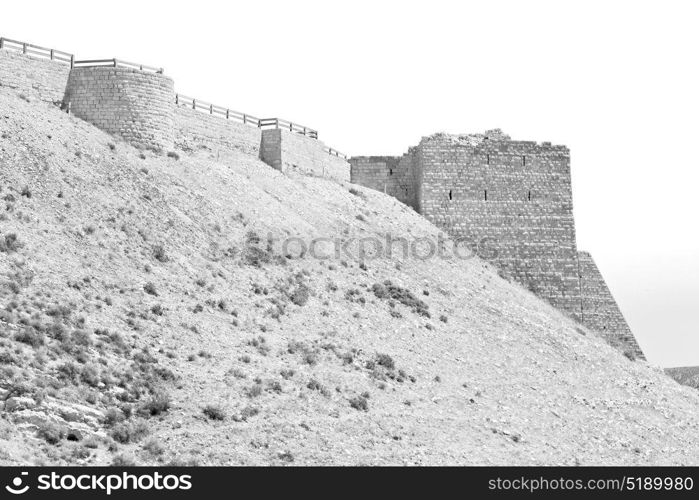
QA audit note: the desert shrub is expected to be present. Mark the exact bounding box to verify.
[151,304,164,316]
[153,245,169,263]
[246,383,263,398]
[0,233,22,253]
[349,395,369,411]
[139,391,171,417]
[14,329,45,347]
[290,285,310,306]
[103,408,126,427]
[248,337,269,356]
[37,422,64,444]
[142,439,165,456]
[244,246,274,267]
[280,369,295,380]
[349,187,365,198]
[111,419,149,444]
[372,281,430,317]
[302,350,318,366]
[239,406,259,421]
[80,365,101,387]
[202,404,226,421]
[228,368,246,379]
[56,362,81,383]
[72,329,92,346]
[307,378,330,397]
[623,349,637,361]
[356,214,367,222]
[267,381,282,394]
[112,454,137,466]
[143,282,158,296]
[20,186,32,198]
[345,288,365,304]
[375,353,395,370]
[166,151,180,160]
[108,142,116,151]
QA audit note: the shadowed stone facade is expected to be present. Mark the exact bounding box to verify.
[64,67,175,151]
[350,130,644,359]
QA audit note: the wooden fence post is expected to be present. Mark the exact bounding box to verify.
[192,99,196,110]
[23,43,27,54]
[70,55,74,68]
[0,38,4,49]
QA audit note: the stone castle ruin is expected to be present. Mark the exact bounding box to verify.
[0,37,644,359]
[351,131,644,359]
[0,37,350,182]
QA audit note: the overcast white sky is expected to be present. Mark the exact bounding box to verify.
[2,0,697,367]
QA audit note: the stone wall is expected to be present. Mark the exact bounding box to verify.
[417,132,582,320]
[578,252,645,359]
[350,130,645,358]
[0,50,70,104]
[173,104,261,157]
[63,67,174,150]
[260,129,350,182]
[349,150,420,211]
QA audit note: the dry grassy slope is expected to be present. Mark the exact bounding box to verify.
[0,88,698,466]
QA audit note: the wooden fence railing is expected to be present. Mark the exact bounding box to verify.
[2,36,347,158]
[258,118,318,139]
[175,94,262,127]
[176,94,318,139]
[324,146,347,160]
[73,58,163,73]
[0,37,73,66]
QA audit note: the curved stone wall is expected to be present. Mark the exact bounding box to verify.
[64,67,174,150]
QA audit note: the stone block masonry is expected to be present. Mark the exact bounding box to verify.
[578,252,644,359]
[173,105,262,157]
[261,129,350,182]
[350,130,645,359]
[0,50,70,104]
[64,67,175,151]
[349,151,420,211]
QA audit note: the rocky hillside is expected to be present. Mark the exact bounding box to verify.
[1,86,698,466]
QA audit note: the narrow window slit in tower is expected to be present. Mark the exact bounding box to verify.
[528,190,531,201]
[523,155,526,166]
[484,190,488,201]
[486,154,490,165]
[449,190,452,201]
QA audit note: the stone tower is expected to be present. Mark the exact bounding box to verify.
[350,130,644,359]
